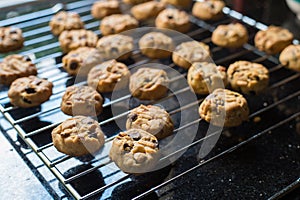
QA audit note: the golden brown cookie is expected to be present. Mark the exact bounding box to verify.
[199,88,249,127]
[0,26,24,53]
[161,0,192,8]
[131,1,166,21]
[123,0,152,4]
[192,0,225,20]
[109,129,159,174]
[187,62,227,95]
[91,0,121,19]
[61,85,103,116]
[126,104,174,139]
[129,68,169,100]
[8,76,53,108]
[87,59,131,93]
[279,44,300,72]
[52,116,105,157]
[0,55,37,85]
[227,61,269,95]
[212,23,249,48]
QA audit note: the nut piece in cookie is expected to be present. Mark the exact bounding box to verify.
[199,88,249,127]
[227,61,269,95]
[254,26,293,54]
[100,14,139,36]
[161,0,192,8]
[155,8,190,33]
[0,26,24,53]
[91,0,121,19]
[279,45,300,72]
[123,0,152,5]
[8,76,53,108]
[88,59,131,93]
[49,11,84,36]
[192,0,225,21]
[187,62,227,95]
[172,41,211,69]
[52,116,105,156]
[96,34,134,61]
[109,129,159,174]
[129,68,169,100]
[131,1,166,21]
[139,32,174,59]
[61,85,103,116]
[0,54,37,85]
[126,105,174,139]
[212,23,249,48]
[62,47,104,76]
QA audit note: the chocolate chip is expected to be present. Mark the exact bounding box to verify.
[110,47,119,54]
[88,132,98,139]
[25,87,36,94]
[123,143,132,151]
[129,113,138,122]
[23,56,31,62]
[129,132,140,141]
[70,62,78,70]
[22,97,32,104]
[9,29,17,34]
[167,15,173,19]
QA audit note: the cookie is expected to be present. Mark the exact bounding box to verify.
[8,76,53,108]
[155,8,190,33]
[126,104,174,139]
[96,34,134,61]
[62,47,104,76]
[279,44,300,72]
[0,55,37,85]
[87,59,131,93]
[227,61,269,95]
[172,41,211,69]
[131,1,166,21]
[187,62,227,95]
[61,85,103,116]
[254,26,293,54]
[123,0,152,4]
[161,0,192,8]
[52,116,105,157]
[58,29,98,53]
[129,68,169,100]
[139,32,174,59]
[91,0,121,19]
[0,26,24,53]
[199,88,249,127]
[212,23,249,48]
[100,14,139,36]
[49,11,84,36]
[109,129,159,174]
[192,0,225,21]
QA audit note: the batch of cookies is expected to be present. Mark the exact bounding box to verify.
[0,0,299,174]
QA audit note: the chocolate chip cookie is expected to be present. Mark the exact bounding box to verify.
[192,0,225,20]
[279,44,300,72]
[0,55,37,85]
[91,0,121,19]
[109,129,159,174]
[199,88,249,127]
[212,23,249,48]
[88,59,131,93]
[0,26,24,53]
[161,0,192,8]
[8,76,53,108]
[227,61,269,95]
[52,116,105,156]
[129,68,169,100]
[131,1,166,21]
[61,85,103,116]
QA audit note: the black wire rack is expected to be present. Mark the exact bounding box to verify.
[0,0,300,199]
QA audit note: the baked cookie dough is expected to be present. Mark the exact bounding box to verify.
[96,34,134,61]
[61,85,103,116]
[131,1,166,21]
[109,129,159,174]
[227,61,269,95]
[255,26,293,55]
[192,0,225,20]
[8,76,53,108]
[49,11,84,36]
[100,14,139,36]
[52,116,105,157]
[199,88,249,127]
[161,0,192,8]
[0,26,24,53]
[129,68,169,100]
[123,0,151,4]
[172,41,211,69]
[126,104,174,139]
[139,32,174,59]
[155,8,190,33]
[279,44,300,72]
[87,59,131,93]
[58,29,98,53]
[187,62,227,95]
[0,54,37,85]
[212,23,249,48]
[91,0,121,19]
